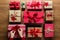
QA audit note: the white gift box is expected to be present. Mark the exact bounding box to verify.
[9,10,21,22]
[44,1,53,9]
[46,10,53,21]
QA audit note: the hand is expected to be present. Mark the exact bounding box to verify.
[18,28,23,37]
[10,30,15,38]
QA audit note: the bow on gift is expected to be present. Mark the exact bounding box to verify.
[45,27,54,33]
[27,1,42,9]
[11,25,20,31]
[28,27,42,37]
[44,2,48,7]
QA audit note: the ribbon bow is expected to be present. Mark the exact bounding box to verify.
[45,27,54,33]
[45,2,48,7]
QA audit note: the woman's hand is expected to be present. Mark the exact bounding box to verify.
[10,30,15,38]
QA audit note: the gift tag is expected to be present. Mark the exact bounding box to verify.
[46,10,53,22]
[45,24,54,37]
[23,11,44,24]
[44,1,53,9]
[9,10,21,24]
[27,27,42,40]
[26,0,43,10]
[8,24,26,39]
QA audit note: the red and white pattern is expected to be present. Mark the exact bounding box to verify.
[26,0,43,9]
[8,24,26,38]
[44,1,53,9]
[28,27,42,37]
[9,10,21,22]
[46,10,53,21]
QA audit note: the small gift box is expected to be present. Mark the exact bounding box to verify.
[8,24,26,40]
[26,0,43,10]
[46,10,53,22]
[9,1,20,10]
[27,27,42,40]
[9,10,21,23]
[45,24,54,37]
[23,11,44,24]
[21,0,26,10]
[44,1,53,9]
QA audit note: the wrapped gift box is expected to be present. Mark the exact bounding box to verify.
[21,0,26,10]
[28,27,42,37]
[44,1,53,9]
[9,1,20,10]
[8,24,26,40]
[45,24,54,37]
[9,10,21,23]
[46,10,53,22]
[26,0,43,10]
[23,11,44,24]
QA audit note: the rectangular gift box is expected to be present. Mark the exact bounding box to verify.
[23,11,44,25]
[45,24,54,37]
[9,1,20,10]
[44,1,53,9]
[9,10,21,24]
[27,27,42,40]
[45,10,53,23]
[26,0,43,10]
[8,24,26,40]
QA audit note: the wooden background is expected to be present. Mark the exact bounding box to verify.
[0,0,60,40]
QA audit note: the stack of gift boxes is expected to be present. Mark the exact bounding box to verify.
[8,0,54,40]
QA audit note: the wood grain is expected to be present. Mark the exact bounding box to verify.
[0,0,60,40]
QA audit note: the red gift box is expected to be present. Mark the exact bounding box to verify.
[45,24,54,37]
[23,11,44,24]
[8,24,26,39]
[9,1,20,10]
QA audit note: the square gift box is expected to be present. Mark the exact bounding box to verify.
[26,0,43,10]
[23,11,44,24]
[45,10,53,22]
[9,10,21,24]
[44,1,53,9]
[45,24,54,37]
[8,24,26,39]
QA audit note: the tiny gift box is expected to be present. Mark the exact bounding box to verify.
[28,27,42,37]
[46,10,53,22]
[9,10,21,23]
[8,24,26,40]
[23,11,44,24]
[44,1,53,9]
[21,0,26,9]
[26,0,43,10]
[45,24,54,37]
